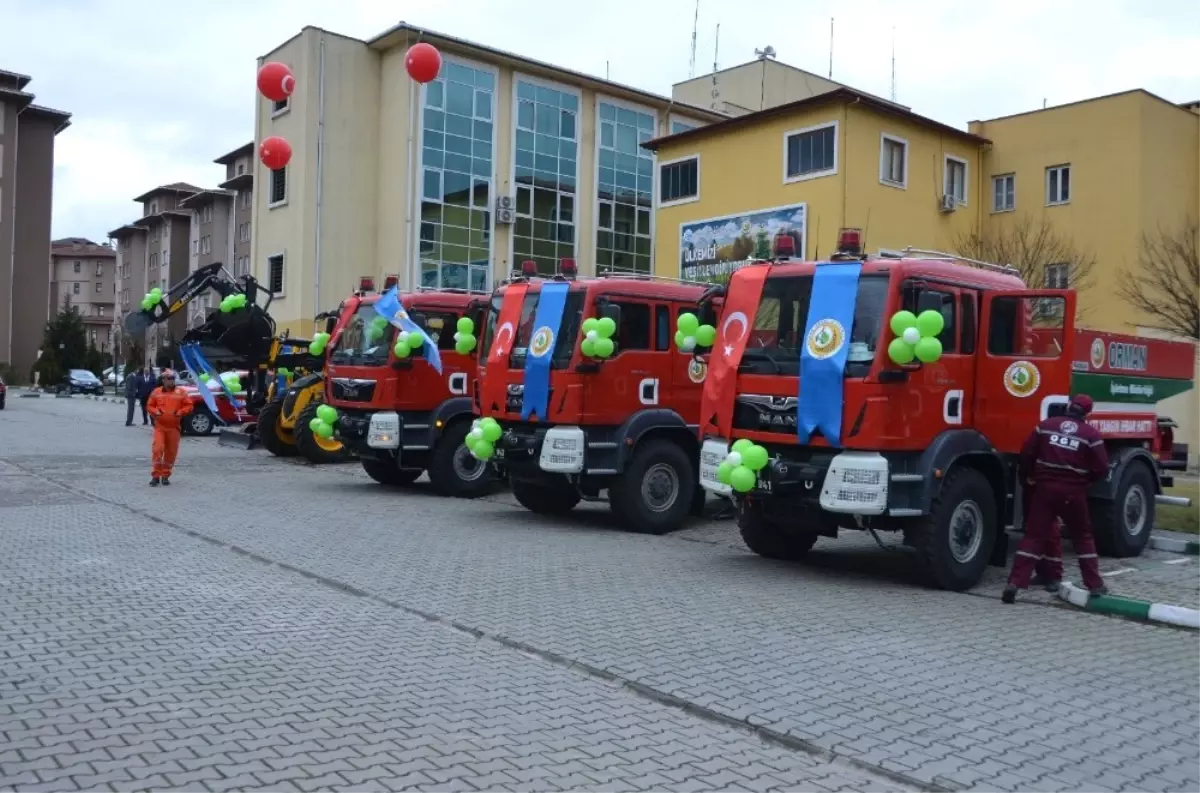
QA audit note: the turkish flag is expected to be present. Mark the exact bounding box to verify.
[701,264,771,438]
[480,282,528,416]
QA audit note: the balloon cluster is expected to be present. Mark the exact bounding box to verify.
[366,315,390,343]
[140,287,163,312]
[393,328,426,359]
[675,312,716,352]
[308,332,331,356]
[466,417,502,461]
[207,371,242,393]
[717,439,770,493]
[219,293,249,313]
[580,316,616,358]
[887,310,944,365]
[454,317,477,355]
[309,404,338,439]
[256,62,296,170]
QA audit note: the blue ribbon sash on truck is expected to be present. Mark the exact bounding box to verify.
[797,262,862,447]
[373,286,443,375]
[521,281,569,421]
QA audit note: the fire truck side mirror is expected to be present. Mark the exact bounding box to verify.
[600,302,621,326]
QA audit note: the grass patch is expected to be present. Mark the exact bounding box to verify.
[1157,480,1199,535]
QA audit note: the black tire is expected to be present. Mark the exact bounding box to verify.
[256,400,298,457]
[361,458,423,486]
[609,439,697,535]
[738,501,819,560]
[294,402,350,464]
[1093,462,1155,557]
[912,467,997,591]
[427,419,492,498]
[512,478,580,515]
[184,409,215,436]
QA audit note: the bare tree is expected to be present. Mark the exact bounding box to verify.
[1117,220,1199,341]
[956,214,1098,317]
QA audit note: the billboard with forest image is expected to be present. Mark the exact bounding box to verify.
[678,203,808,285]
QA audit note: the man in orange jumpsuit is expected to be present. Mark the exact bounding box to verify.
[146,369,192,486]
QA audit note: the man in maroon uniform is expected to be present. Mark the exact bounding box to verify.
[1003,395,1110,603]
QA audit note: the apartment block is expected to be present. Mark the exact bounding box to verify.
[0,68,71,377]
[215,141,255,278]
[179,188,234,327]
[48,237,117,351]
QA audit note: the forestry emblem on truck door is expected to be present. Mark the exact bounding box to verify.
[687,358,708,384]
[1003,361,1041,398]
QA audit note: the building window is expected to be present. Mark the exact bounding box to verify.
[670,117,700,134]
[241,190,252,209]
[163,250,170,266]
[1044,262,1069,289]
[597,99,655,274]
[73,260,81,273]
[202,204,213,223]
[95,282,102,294]
[73,282,80,295]
[201,236,211,255]
[944,155,968,204]
[784,122,837,182]
[992,173,1015,212]
[512,77,579,277]
[269,167,287,206]
[272,97,290,116]
[1046,164,1070,205]
[267,253,285,295]
[879,134,908,188]
[150,227,159,242]
[193,239,198,255]
[659,156,699,205]
[237,163,246,176]
[150,201,158,214]
[419,59,495,292]
[163,222,169,239]
[95,262,103,276]
[150,253,158,268]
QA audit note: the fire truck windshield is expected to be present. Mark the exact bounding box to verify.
[741,273,889,377]
[479,288,585,370]
[330,304,395,367]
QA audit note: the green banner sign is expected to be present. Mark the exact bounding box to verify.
[1071,372,1194,404]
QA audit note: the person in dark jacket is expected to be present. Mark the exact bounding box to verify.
[1003,394,1110,603]
[137,368,156,425]
[123,369,142,426]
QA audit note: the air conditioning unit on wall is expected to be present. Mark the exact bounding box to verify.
[495,195,515,224]
[939,194,958,212]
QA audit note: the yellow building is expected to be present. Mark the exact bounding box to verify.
[645,86,990,280]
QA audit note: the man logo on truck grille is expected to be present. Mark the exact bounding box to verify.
[1090,338,1106,369]
[687,358,708,384]
[1003,361,1041,398]
[805,319,846,360]
[529,326,554,358]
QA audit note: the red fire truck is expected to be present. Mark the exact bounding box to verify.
[690,229,1193,590]
[475,259,714,534]
[327,282,490,498]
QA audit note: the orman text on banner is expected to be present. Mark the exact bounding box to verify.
[679,203,807,285]
[797,263,863,447]
[480,282,528,414]
[521,281,569,421]
[373,287,443,375]
[701,264,771,438]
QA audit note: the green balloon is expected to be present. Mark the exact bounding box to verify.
[456,316,475,334]
[674,330,687,348]
[366,325,383,342]
[393,340,411,358]
[888,337,916,365]
[581,337,597,357]
[455,337,475,355]
[916,309,945,338]
[315,422,334,439]
[316,404,337,424]
[730,465,757,493]
[150,288,162,299]
[371,314,389,327]
[482,420,502,443]
[593,337,615,358]
[742,444,769,471]
[480,417,500,433]
[914,336,943,363]
[596,317,616,338]
[220,301,233,313]
[199,373,210,383]
[677,312,700,335]
[473,440,494,460]
[695,324,716,347]
[889,310,918,336]
[464,434,478,452]
[581,318,599,334]
[308,418,322,432]
[731,438,754,454]
[716,461,734,485]
[309,341,326,356]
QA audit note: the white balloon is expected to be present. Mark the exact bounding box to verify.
[681,336,698,352]
[397,331,410,344]
[902,327,921,345]
[726,451,743,467]
[586,330,599,341]
[472,419,482,430]
[470,428,484,441]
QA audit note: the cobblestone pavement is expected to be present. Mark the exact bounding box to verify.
[3,396,1199,793]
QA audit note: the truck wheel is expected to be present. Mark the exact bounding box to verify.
[428,420,492,498]
[609,439,696,535]
[1093,462,1155,557]
[512,478,580,515]
[913,467,996,591]
[361,458,422,487]
[256,400,297,457]
[294,402,349,464]
[738,502,818,560]
[185,409,215,437]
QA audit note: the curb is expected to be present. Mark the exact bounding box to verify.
[1057,582,1200,629]
[1150,535,1200,555]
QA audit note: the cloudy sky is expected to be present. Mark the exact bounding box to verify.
[3,0,1197,243]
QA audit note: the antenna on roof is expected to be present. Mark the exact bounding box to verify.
[710,23,720,110]
[890,27,896,102]
[688,0,700,79]
[828,18,834,79]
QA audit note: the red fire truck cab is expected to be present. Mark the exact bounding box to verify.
[476,260,714,534]
[327,284,490,497]
[692,230,1193,591]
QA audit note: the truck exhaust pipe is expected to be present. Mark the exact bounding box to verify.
[1156,494,1193,508]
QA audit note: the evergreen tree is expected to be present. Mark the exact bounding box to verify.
[32,297,88,384]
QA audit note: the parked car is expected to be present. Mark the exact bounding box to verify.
[0,374,7,409]
[59,369,104,395]
[103,365,126,389]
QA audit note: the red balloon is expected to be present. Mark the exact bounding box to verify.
[259,136,292,170]
[257,61,295,103]
[405,43,442,84]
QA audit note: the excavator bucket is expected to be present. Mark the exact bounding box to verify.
[123,309,154,336]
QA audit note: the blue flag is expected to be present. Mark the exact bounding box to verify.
[177,344,229,423]
[797,263,862,447]
[521,281,569,420]
[374,286,442,375]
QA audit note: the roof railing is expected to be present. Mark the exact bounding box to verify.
[878,247,1021,277]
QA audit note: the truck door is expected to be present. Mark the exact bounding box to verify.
[583,298,656,425]
[975,290,1076,455]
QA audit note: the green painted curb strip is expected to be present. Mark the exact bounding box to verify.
[1086,594,1151,620]
[1057,582,1200,629]
[1149,535,1200,555]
